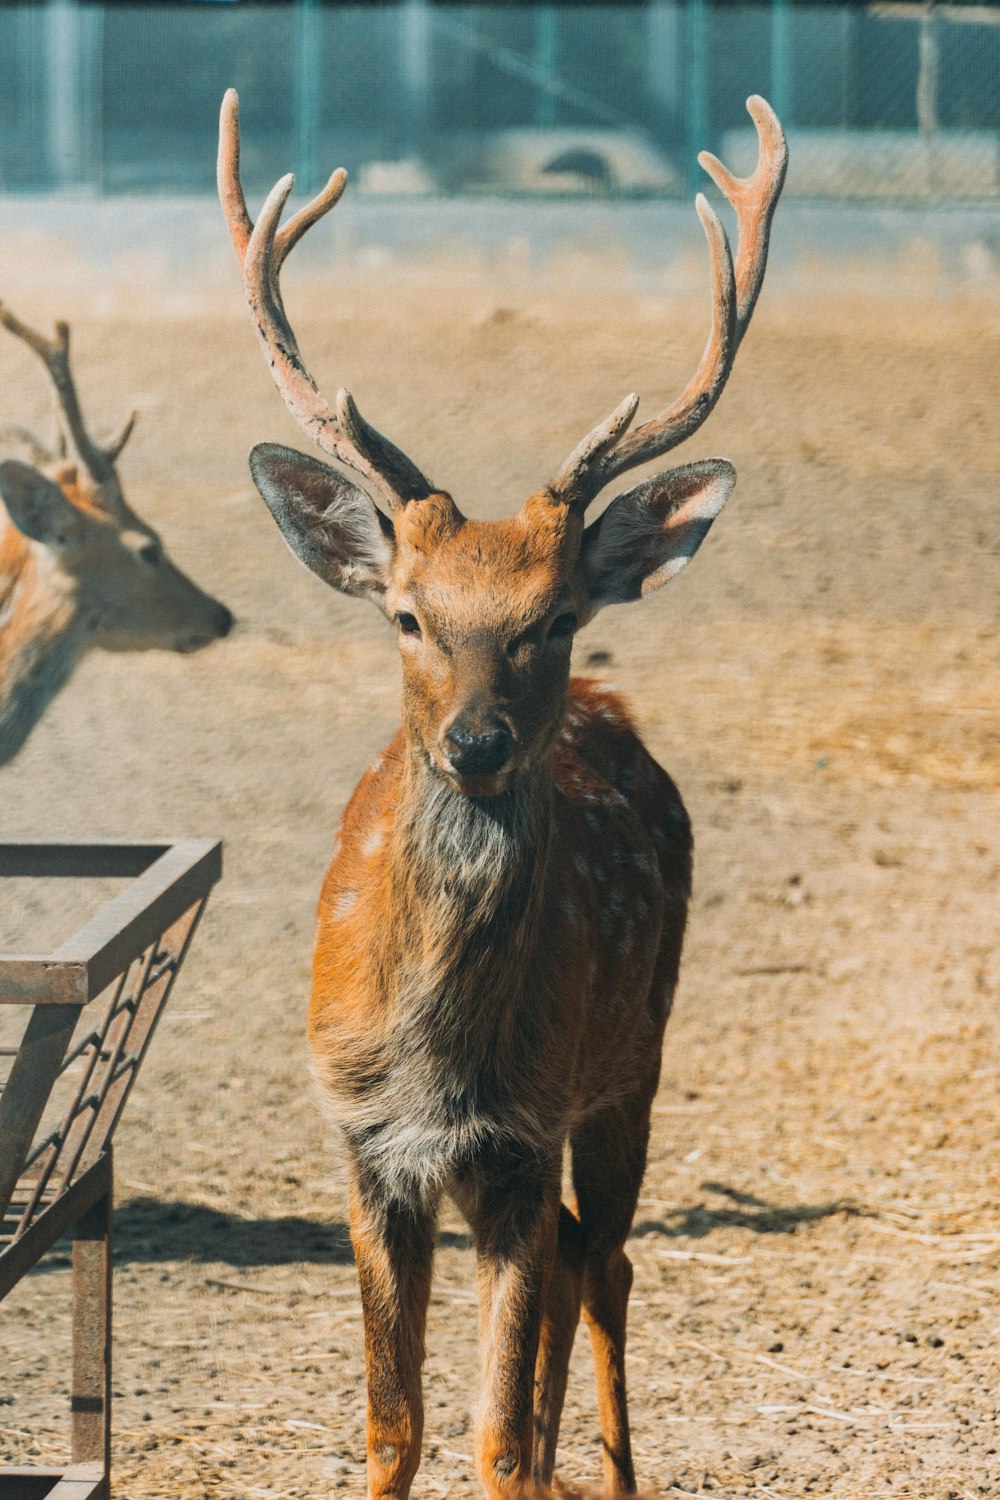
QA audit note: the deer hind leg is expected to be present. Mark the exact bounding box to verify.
[532,1202,585,1490]
[349,1168,437,1500]
[452,1149,561,1499]
[571,1103,654,1497]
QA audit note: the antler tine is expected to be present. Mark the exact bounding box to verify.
[275,168,348,270]
[0,301,133,506]
[552,97,786,510]
[218,88,434,513]
[550,392,640,499]
[103,408,138,464]
[218,88,254,263]
[0,423,58,467]
[698,94,788,338]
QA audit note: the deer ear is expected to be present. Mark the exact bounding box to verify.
[0,460,84,547]
[581,459,736,611]
[249,443,396,607]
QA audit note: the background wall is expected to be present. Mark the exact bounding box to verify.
[3,1,1000,200]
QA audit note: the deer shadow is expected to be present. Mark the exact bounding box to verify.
[630,1180,870,1241]
[30,1182,856,1277]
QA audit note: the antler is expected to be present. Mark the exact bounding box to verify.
[217,89,434,513]
[0,301,137,514]
[552,96,787,509]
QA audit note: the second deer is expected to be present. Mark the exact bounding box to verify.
[221,90,785,1499]
[0,306,233,765]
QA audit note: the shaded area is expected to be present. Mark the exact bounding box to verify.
[113,1198,355,1266]
[28,1199,475,1274]
[631,1181,872,1241]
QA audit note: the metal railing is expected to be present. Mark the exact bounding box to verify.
[0,838,222,1500]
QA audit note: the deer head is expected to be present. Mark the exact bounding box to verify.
[220,91,785,795]
[0,305,233,655]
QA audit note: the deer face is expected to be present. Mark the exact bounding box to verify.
[0,460,233,654]
[384,491,584,794]
[250,444,734,796]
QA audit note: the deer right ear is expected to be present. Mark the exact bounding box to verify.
[580,459,736,611]
[249,443,396,607]
[0,461,84,548]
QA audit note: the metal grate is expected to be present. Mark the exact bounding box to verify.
[0,837,222,1500]
[1,911,196,1252]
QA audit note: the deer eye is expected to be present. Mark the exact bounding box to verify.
[397,612,421,637]
[137,541,162,567]
[547,613,577,641]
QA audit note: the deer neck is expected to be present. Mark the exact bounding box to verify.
[0,526,92,763]
[388,744,554,963]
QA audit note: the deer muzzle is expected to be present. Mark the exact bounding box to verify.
[443,719,514,779]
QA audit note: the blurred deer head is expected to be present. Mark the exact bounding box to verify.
[0,305,233,763]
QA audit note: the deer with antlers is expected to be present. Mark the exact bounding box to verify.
[220,89,785,1498]
[0,306,233,764]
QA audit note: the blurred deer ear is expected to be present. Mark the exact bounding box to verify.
[249,443,396,608]
[0,461,84,548]
[581,459,735,611]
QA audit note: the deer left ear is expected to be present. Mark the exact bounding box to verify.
[249,442,396,609]
[580,459,736,611]
[0,461,84,548]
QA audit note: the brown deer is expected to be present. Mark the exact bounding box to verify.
[0,305,233,765]
[220,89,785,1499]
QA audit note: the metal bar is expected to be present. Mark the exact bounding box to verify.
[647,1,683,147]
[57,839,220,1002]
[45,1468,106,1500]
[62,1026,106,1071]
[771,0,793,127]
[75,900,208,1179]
[0,839,221,1005]
[400,0,431,152]
[869,2,1000,21]
[684,0,709,194]
[294,0,321,194]
[14,966,131,1233]
[44,0,85,188]
[61,948,155,1182]
[0,840,166,879]
[71,1167,111,1480]
[0,1004,79,1222]
[534,5,558,128]
[0,961,88,1008]
[0,1154,111,1302]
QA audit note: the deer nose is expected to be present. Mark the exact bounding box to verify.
[444,723,513,777]
[214,603,235,638]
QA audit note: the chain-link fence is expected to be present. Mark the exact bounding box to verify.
[1,1,999,199]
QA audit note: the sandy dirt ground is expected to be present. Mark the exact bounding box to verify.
[0,250,998,1500]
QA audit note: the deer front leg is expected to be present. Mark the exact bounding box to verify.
[349,1168,437,1500]
[454,1150,561,1499]
[532,1202,585,1490]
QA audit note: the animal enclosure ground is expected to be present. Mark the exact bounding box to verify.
[0,266,998,1500]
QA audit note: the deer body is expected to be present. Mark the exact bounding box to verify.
[311,680,688,1192]
[0,305,232,766]
[311,680,688,1499]
[221,88,785,1498]
[0,516,90,760]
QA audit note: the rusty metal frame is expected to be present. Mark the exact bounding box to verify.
[0,838,222,1500]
